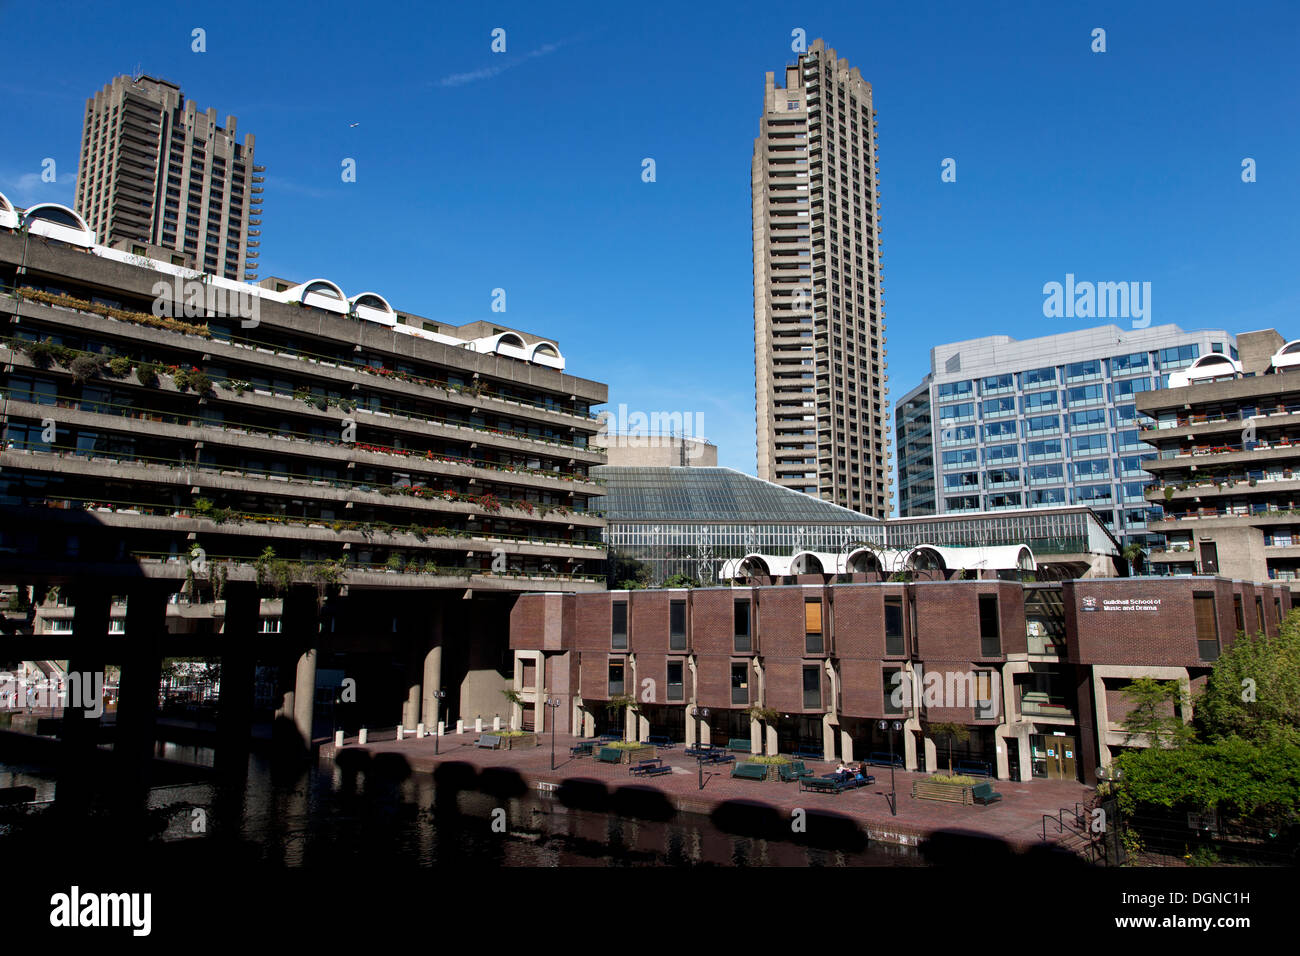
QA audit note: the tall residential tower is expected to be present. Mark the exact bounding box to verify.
[752,40,889,517]
[74,74,263,281]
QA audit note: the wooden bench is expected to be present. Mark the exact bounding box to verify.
[972,782,1003,805]
[912,780,973,805]
[476,734,501,749]
[779,761,814,783]
[569,741,594,757]
[727,737,753,753]
[731,762,769,781]
[596,747,623,764]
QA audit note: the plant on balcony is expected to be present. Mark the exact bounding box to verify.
[172,367,212,395]
[135,363,161,387]
[1164,486,1175,501]
[385,553,404,572]
[106,355,133,378]
[20,337,75,369]
[69,353,106,384]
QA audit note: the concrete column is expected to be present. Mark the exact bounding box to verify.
[293,648,316,747]
[766,723,779,756]
[114,582,169,795]
[583,708,595,737]
[839,728,853,763]
[638,712,650,742]
[420,644,443,729]
[750,717,762,755]
[902,728,919,771]
[216,582,259,777]
[56,586,112,810]
[822,713,836,762]
[700,716,711,747]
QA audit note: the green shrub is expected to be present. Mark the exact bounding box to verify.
[135,363,160,387]
[930,774,977,785]
[106,356,133,377]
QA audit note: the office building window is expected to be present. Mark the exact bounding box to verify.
[883,667,903,715]
[667,661,684,702]
[735,600,751,653]
[1195,593,1220,660]
[669,599,686,650]
[608,661,625,697]
[803,665,822,709]
[885,597,904,655]
[731,662,750,705]
[805,598,823,653]
[612,601,627,650]
[979,595,1001,656]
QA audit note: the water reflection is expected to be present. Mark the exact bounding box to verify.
[1,756,920,867]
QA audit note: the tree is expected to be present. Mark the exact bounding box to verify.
[609,554,652,590]
[746,705,778,755]
[1120,677,1195,749]
[1121,543,1147,575]
[925,721,970,774]
[1196,613,1300,748]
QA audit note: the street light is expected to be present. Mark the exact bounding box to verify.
[545,696,561,770]
[1096,765,1125,864]
[878,718,903,816]
[692,706,710,790]
[431,689,446,755]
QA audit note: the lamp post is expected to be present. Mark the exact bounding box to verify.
[431,689,446,755]
[692,706,709,790]
[1096,765,1125,865]
[545,696,560,770]
[878,718,902,816]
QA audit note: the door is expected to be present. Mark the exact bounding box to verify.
[1199,541,1219,574]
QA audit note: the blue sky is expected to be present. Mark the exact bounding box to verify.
[2,0,1297,506]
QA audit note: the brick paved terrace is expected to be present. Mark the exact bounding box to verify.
[332,731,1099,862]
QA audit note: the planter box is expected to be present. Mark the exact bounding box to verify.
[490,733,538,751]
[603,745,657,764]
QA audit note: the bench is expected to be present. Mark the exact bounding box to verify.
[598,733,622,742]
[727,737,753,753]
[800,776,844,794]
[683,745,715,758]
[912,780,973,805]
[794,745,822,761]
[867,751,903,768]
[956,759,992,778]
[630,758,664,775]
[476,734,501,749]
[569,741,594,757]
[972,782,1003,805]
[779,760,814,783]
[647,736,674,749]
[642,764,672,777]
[596,747,623,764]
[703,752,735,765]
[731,762,769,781]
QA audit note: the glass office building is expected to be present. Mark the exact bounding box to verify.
[895,324,1236,546]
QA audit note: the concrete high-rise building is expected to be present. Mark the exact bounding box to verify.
[751,40,889,517]
[73,74,263,282]
[895,324,1236,546]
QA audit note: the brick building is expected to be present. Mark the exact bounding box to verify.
[510,575,1290,785]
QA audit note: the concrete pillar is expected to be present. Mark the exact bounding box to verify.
[216,582,258,777]
[292,648,316,747]
[750,718,762,755]
[582,709,595,737]
[115,582,169,795]
[401,673,421,734]
[822,714,836,762]
[840,728,854,763]
[700,716,711,747]
[637,712,650,742]
[420,644,443,730]
[903,728,919,771]
[56,586,112,810]
[922,736,937,772]
[685,706,697,748]
[767,723,779,756]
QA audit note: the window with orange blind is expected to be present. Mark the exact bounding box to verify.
[1194,592,1219,661]
[805,599,823,654]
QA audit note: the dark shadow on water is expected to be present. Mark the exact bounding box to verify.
[710,799,786,841]
[801,808,869,852]
[477,766,528,799]
[609,785,676,822]
[557,777,610,813]
[918,828,1090,867]
[369,752,413,781]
